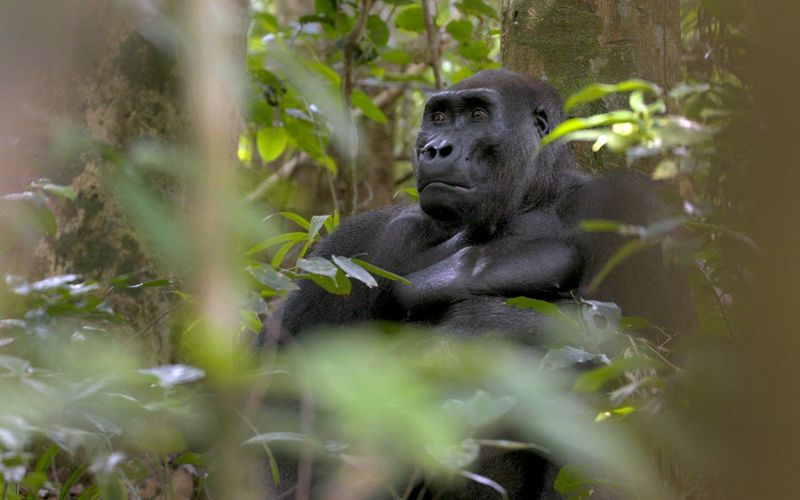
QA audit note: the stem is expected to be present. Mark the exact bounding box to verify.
[420,0,442,89]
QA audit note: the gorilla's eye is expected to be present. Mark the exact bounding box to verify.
[431,111,447,124]
[471,108,489,120]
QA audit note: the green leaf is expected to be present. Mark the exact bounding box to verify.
[456,0,499,19]
[506,297,572,322]
[297,257,339,278]
[256,127,289,162]
[247,232,307,255]
[573,357,662,393]
[578,219,625,233]
[271,240,299,268]
[280,211,311,230]
[332,255,378,288]
[459,42,491,62]
[247,265,299,291]
[395,5,424,32]
[352,90,388,124]
[382,48,412,65]
[565,80,662,111]
[366,15,389,47]
[542,111,637,146]
[298,215,330,259]
[306,269,352,295]
[553,464,593,498]
[394,187,419,200]
[446,20,473,43]
[351,258,411,285]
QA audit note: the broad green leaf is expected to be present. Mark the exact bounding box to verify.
[297,256,338,277]
[456,0,499,19]
[306,269,352,295]
[351,258,411,285]
[366,15,389,47]
[459,42,491,62]
[554,464,593,498]
[382,48,412,65]
[541,111,637,145]
[352,89,388,124]
[395,5,424,32]
[256,127,289,162]
[332,255,378,288]
[247,265,298,291]
[446,20,473,43]
[565,80,662,111]
[247,232,307,255]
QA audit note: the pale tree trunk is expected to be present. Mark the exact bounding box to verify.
[0,1,243,360]
[501,0,680,170]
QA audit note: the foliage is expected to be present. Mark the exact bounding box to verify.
[0,0,753,498]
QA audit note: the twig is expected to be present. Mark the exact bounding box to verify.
[244,154,305,203]
[420,0,442,89]
[123,299,188,345]
[342,0,375,214]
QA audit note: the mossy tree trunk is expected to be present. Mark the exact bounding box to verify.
[0,1,242,360]
[501,0,680,170]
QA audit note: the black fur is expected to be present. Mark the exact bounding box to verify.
[278,69,693,498]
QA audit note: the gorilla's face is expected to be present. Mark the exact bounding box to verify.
[413,87,508,223]
[412,70,563,237]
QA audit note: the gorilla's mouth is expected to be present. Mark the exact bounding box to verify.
[419,180,473,193]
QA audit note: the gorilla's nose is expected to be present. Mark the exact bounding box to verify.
[418,140,459,176]
[422,142,454,160]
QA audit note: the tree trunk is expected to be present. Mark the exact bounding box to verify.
[501,0,680,170]
[1,1,201,360]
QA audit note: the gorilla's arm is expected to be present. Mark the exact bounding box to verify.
[281,205,458,336]
[394,238,578,314]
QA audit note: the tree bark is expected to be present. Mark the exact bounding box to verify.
[0,1,209,360]
[501,0,680,170]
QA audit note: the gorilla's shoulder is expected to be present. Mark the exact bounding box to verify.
[561,170,668,225]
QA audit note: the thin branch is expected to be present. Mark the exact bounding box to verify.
[342,0,375,215]
[243,154,305,203]
[420,0,442,89]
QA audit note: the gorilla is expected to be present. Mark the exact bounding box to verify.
[277,69,693,498]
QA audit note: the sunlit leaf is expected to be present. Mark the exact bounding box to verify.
[395,5,424,32]
[565,80,662,111]
[256,127,289,162]
[542,111,637,145]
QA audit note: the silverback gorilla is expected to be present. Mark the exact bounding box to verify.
[279,70,693,498]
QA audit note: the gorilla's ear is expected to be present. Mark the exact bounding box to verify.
[533,107,551,137]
